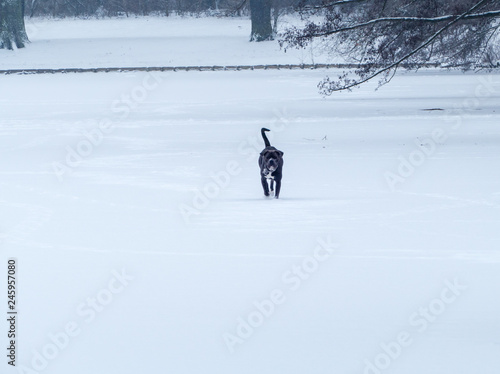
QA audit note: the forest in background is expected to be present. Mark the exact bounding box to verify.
[24,0,309,18]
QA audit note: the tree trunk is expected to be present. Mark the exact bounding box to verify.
[272,4,279,35]
[250,0,273,42]
[29,0,39,18]
[0,0,29,50]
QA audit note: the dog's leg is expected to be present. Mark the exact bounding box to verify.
[270,180,274,192]
[261,176,270,197]
[274,180,281,199]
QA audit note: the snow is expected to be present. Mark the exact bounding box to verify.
[1,16,500,374]
[0,16,324,69]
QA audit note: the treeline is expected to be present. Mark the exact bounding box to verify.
[26,0,241,17]
[25,0,312,18]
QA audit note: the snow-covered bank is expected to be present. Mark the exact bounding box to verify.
[0,16,325,69]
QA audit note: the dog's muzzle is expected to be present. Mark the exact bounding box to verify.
[267,159,277,171]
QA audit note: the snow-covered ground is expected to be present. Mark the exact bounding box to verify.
[1,16,500,374]
[0,16,324,69]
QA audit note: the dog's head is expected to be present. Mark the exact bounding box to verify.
[260,147,283,172]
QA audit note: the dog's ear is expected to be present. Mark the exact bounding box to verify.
[260,149,270,156]
[278,151,284,157]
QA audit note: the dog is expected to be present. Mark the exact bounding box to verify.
[259,128,284,199]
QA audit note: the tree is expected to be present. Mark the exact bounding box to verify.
[272,0,301,34]
[0,0,29,50]
[250,0,273,41]
[281,0,500,93]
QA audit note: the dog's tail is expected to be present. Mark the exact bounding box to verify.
[261,128,271,147]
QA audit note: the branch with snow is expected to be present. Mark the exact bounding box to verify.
[281,0,500,93]
[321,0,493,92]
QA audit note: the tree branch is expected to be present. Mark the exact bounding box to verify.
[309,9,500,38]
[302,0,368,10]
[327,0,492,92]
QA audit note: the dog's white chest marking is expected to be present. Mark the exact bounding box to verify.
[264,171,274,180]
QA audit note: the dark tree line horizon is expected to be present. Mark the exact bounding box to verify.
[22,0,304,18]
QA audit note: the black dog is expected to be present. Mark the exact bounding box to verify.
[259,128,284,199]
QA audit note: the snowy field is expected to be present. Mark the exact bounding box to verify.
[0,16,325,69]
[1,16,500,374]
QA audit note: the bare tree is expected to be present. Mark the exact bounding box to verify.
[250,0,273,41]
[281,0,500,93]
[272,0,301,34]
[0,0,29,49]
